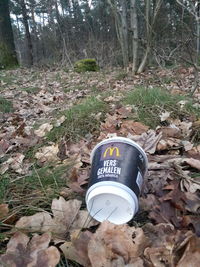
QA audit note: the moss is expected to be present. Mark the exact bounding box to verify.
[74,58,99,73]
[0,43,18,69]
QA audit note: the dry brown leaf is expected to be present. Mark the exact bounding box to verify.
[177,235,200,267]
[60,231,93,267]
[182,140,193,151]
[159,111,171,122]
[177,120,192,138]
[157,137,181,151]
[34,123,53,137]
[181,176,200,193]
[187,144,200,159]
[120,121,149,136]
[35,144,60,164]
[15,212,54,232]
[88,221,148,266]
[116,106,132,118]
[128,130,162,154]
[0,204,9,220]
[0,232,60,267]
[54,115,66,127]
[0,153,27,174]
[15,197,96,238]
[68,168,89,193]
[0,139,10,158]
[143,224,197,266]
[184,192,200,213]
[157,125,181,138]
[184,158,200,170]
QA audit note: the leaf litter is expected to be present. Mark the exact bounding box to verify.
[1,67,200,266]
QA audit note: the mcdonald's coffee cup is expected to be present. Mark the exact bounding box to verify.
[86,137,148,225]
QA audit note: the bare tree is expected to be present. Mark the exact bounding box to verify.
[130,0,138,73]
[0,0,18,67]
[176,0,200,94]
[137,0,163,73]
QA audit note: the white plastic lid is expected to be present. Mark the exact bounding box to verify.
[86,184,137,224]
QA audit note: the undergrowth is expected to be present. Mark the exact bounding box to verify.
[124,86,200,128]
[47,96,108,142]
[0,164,71,217]
[0,96,13,113]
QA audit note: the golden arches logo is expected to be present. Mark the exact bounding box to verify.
[103,147,120,158]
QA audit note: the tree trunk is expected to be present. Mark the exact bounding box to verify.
[20,0,33,66]
[130,0,138,73]
[0,0,18,68]
[30,3,39,63]
[107,0,129,68]
[137,0,151,73]
[121,0,129,68]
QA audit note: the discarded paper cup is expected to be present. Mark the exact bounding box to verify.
[86,137,148,224]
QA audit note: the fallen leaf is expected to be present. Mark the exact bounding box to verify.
[0,153,27,174]
[181,140,193,151]
[35,144,60,164]
[159,111,171,122]
[0,232,60,267]
[177,235,200,266]
[68,168,89,193]
[187,144,200,159]
[184,192,200,213]
[88,221,148,266]
[157,125,181,138]
[15,212,54,232]
[0,139,10,158]
[184,158,200,170]
[128,130,162,154]
[34,123,53,137]
[60,231,93,266]
[180,175,200,193]
[0,204,9,220]
[15,197,97,238]
[116,106,132,118]
[54,115,66,127]
[156,137,181,151]
[120,121,149,136]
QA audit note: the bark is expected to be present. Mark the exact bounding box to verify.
[0,0,18,67]
[30,3,39,63]
[121,0,129,68]
[20,0,33,66]
[130,0,138,73]
[138,0,162,73]
[107,0,129,67]
[137,0,151,73]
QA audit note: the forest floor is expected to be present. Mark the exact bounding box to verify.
[0,66,200,266]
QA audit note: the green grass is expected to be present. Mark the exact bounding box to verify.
[47,96,108,142]
[123,86,200,128]
[0,164,70,216]
[0,96,13,113]
[0,72,15,85]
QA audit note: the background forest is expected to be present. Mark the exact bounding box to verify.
[1,1,200,266]
[1,0,200,72]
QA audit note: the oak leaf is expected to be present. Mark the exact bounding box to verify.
[88,221,148,266]
[15,197,97,238]
[0,232,60,267]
